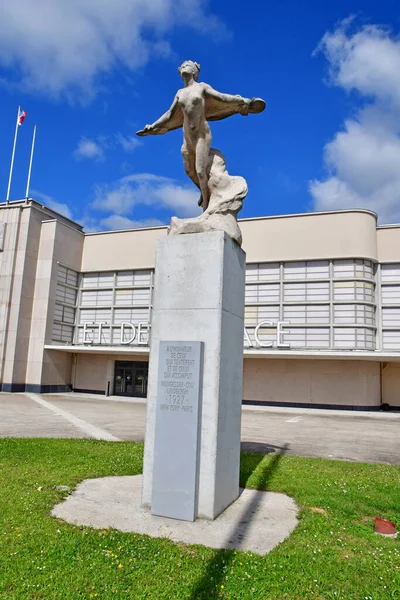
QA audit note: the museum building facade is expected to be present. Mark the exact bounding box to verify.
[1,199,400,409]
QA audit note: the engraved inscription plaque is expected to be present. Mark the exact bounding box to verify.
[151,341,203,521]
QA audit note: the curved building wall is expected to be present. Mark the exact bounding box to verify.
[241,210,378,263]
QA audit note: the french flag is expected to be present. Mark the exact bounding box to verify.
[18,108,27,126]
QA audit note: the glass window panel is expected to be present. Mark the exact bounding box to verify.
[57,266,67,284]
[56,284,77,305]
[284,262,306,280]
[383,330,400,349]
[97,273,114,287]
[334,304,375,325]
[333,282,376,301]
[333,327,375,349]
[244,306,258,326]
[245,286,258,301]
[307,282,330,301]
[257,305,280,321]
[333,260,354,278]
[82,273,99,288]
[283,283,306,302]
[382,308,400,327]
[245,265,259,282]
[284,282,330,302]
[114,288,150,306]
[54,304,63,321]
[306,261,329,279]
[333,259,374,280]
[283,306,306,323]
[382,286,400,304]
[245,263,280,282]
[245,284,280,303]
[65,287,77,304]
[52,323,73,343]
[78,308,111,324]
[81,272,113,288]
[258,284,280,302]
[363,261,374,279]
[66,270,78,287]
[258,263,280,281]
[284,328,306,348]
[81,289,113,306]
[381,264,400,283]
[334,328,356,348]
[304,328,330,348]
[133,270,152,285]
[113,307,149,323]
[63,306,75,324]
[116,271,134,286]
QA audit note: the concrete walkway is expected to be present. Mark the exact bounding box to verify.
[0,392,399,465]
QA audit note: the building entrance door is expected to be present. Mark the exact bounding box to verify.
[114,361,148,397]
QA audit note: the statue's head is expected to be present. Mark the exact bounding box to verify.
[178,60,200,81]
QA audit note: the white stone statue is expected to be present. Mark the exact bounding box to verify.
[137,60,265,245]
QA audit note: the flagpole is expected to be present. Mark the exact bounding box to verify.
[25,124,37,201]
[6,106,20,204]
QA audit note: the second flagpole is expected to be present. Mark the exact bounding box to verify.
[25,124,36,201]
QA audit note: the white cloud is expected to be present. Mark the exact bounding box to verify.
[31,190,73,220]
[116,134,142,152]
[93,172,201,217]
[0,0,228,99]
[73,133,141,161]
[99,215,165,230]
[315,18,400,107]
[74,137,105,162]
[311,19,400,223]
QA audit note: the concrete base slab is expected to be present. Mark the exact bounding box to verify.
[51,475,298,555]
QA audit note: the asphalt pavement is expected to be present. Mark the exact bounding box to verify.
[1,392,399,465]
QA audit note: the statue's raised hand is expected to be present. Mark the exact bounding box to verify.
[248,98,266,114]
[136,124,154,136]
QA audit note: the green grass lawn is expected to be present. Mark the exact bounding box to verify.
[0,439,399,599]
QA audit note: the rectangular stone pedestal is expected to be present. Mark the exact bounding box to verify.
[142,231,246,520]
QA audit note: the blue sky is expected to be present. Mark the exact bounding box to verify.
[1,0,400,230]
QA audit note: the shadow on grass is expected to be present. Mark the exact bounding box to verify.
[188,444,288,600]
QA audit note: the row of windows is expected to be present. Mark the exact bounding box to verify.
[77,307,150,324]
[81,270,152,289]
[80,288,151,307]
[245,304,375,326]
[246,325,375,350]
[246,259,375,283]
[245,281,375,304]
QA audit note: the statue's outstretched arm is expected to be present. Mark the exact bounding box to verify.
[137,94,180,136]
[203,84,251,106]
